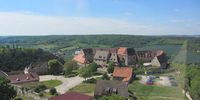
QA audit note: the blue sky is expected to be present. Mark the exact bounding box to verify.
[0,0,199,36]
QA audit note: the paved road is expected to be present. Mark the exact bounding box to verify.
[40,75,84,94]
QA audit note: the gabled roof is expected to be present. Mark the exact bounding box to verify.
[49,92,93,100]
[94,80,129,98]
[7,73,39,84]
[118,47,127,56]
[156,52,167,64]
[113,67,133,82]
[93,50,110,60]
[73,53,86,64]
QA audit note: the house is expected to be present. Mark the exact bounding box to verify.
[49,92,93,100]
[107,48,119,65]
[118,47,137,66]
[125,48,137,65]
[136,51,156,62]
[93,50,110,66]
[73,48,94,65]
[151,51,168,69]
[94,80,129,99]
[7,73,39,84]
[0,70,8,77]
[24,62,49,75]
[113,67,134,83]
[82,48,94,63]
[73,53,88,65]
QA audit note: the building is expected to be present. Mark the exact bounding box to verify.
[7,73,39,84]
[113,67,135,83]
[72,47,168,68]
[93,50,110,66]
[49,92,93,100]
[118,47,137,66]
[73,53,88,65]
[82,48,94,63]
[151,51,168,69]
[24,62,49,75]
[94,80,129,99]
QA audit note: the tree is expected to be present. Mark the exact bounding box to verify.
[99,94,126,100]
[107,62,115,73]
[64,61,78,76]
[0,77,17,100]
[102,73,109,80]
[79,67,92,80]
[48,59,63,75]
[49,88,57,95]
[88,62,98,72]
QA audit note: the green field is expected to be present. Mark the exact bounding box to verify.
[128,80,185,100]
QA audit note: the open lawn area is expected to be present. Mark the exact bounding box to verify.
[128,79,186,100]
[20,80,62,89]
[40,80,62,89]
[69,83,95,96]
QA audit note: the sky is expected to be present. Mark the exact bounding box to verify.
[0,0,199,36]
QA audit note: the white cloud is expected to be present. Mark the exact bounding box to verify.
[0,12,199,36]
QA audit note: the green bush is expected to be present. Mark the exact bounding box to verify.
[49,88,57,95]
[83,78,96,83]
[34,85,47,93]
[39,92,44,97]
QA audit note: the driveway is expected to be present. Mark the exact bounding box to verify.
[39,75,84,94]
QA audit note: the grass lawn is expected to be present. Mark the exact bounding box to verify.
[129,80,185,100]
[40,80,62,89]
[69,83,95,96]
[20,80,62,89]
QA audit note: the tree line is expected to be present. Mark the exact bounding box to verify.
[0,46,62,72]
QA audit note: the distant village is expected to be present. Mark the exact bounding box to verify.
[0,47,170,100]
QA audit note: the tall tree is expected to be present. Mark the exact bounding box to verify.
[48,59,63,75]
[107,62,115,73]
[64,61,78,76]
[0,77,17,100]
[88,62,98,72]
[79,67,92,80]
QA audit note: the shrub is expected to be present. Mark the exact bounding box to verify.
[83,78,96,83]
[102,73,109,80]
[39,92,44,97]
[34,85,47,93]
[49,88,57,95]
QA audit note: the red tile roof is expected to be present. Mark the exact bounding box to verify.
[7,73,39,84]
[73,53,86,64]
[118,47,127,56]
[113,67,133,82]
[49,92,93,100]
